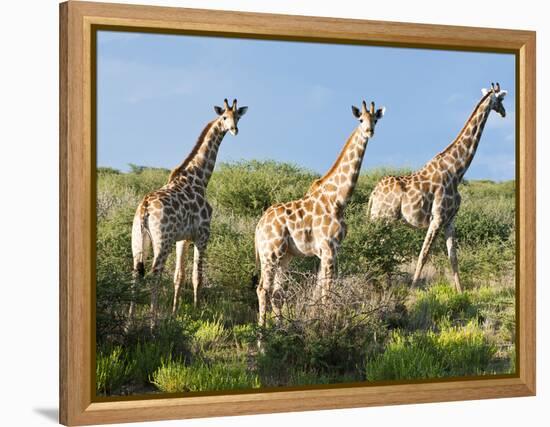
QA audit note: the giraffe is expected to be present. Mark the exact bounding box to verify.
[254,100,385,326]
[129,99,248,327]
[367,83,508,293]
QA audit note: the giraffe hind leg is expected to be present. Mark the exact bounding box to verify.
[412,216,443,287]
[172,240,190,315]
[149,244,170,331]
[445,222,462,293]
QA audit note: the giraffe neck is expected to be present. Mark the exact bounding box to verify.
[308,128,368,207]
[428,95,493,181]
[169,119,226,186]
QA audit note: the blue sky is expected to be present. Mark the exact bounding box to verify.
[97,31,516,181]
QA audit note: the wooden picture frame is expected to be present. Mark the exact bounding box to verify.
[59,1,536,425]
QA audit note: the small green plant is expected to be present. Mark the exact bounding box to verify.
[436,322,496,376]
[151,359,260,393]
[366,321,496,381]
[407,283,479,330]
[96,346,133,395]
[366,332,443,381]
[232,323,256,350]
[129,341,171,386]
[192,318,228,354]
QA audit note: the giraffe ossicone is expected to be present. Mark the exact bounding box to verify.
[254,100,385,326]
[129,98,248,329]
[367,83,508,293]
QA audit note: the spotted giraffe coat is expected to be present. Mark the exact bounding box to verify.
[254,101,385,326]
[367,84,507,292]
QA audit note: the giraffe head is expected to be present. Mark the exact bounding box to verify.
[351,100,385,138]
[214,98,248,136]
[481,82,508,118]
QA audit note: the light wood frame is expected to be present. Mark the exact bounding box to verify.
[59,1,536,425]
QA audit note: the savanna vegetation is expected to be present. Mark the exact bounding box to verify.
[96,160,516,396]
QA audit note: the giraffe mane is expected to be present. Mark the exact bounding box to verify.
[438,90,493,157]
[168,120,216,182]
[306,129,359,194]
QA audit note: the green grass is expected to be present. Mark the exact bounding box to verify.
[365,321,497,381]
[407,283,480,330]
[192,318,228,354]
[96,346,134,395]
[151,358,260,393]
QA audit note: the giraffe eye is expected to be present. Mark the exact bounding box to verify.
[359,119,363,123]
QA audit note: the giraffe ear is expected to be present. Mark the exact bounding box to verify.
[351,105,361,118]
[237,106,248,117]
[498,90,508,99]
[481,88,489,96]
[376,107,386,119]
[214,105,224,115]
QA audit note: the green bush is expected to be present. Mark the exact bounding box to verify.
[96,205,137,342]
[208,160,317,216]
[256,276,400,386]
[442,240,515,288]
[206,219,256,290]
[339,215,423,276]
[455,209,512,247]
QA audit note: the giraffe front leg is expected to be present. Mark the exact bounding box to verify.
[257,262,275,327]
[271,271,285,325]
[412,216,443,287]
[318,244,336,302]
[191,245,206,308]
[172,240,190,315]
[445,222,462,293]
[191,246,203,308]
[271,255,291,324]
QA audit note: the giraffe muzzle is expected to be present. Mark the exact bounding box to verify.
[230,127,239,136]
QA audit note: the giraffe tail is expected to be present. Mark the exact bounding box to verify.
[136,261,145,278]
[132,199,150,279]
[251,236,260,289]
